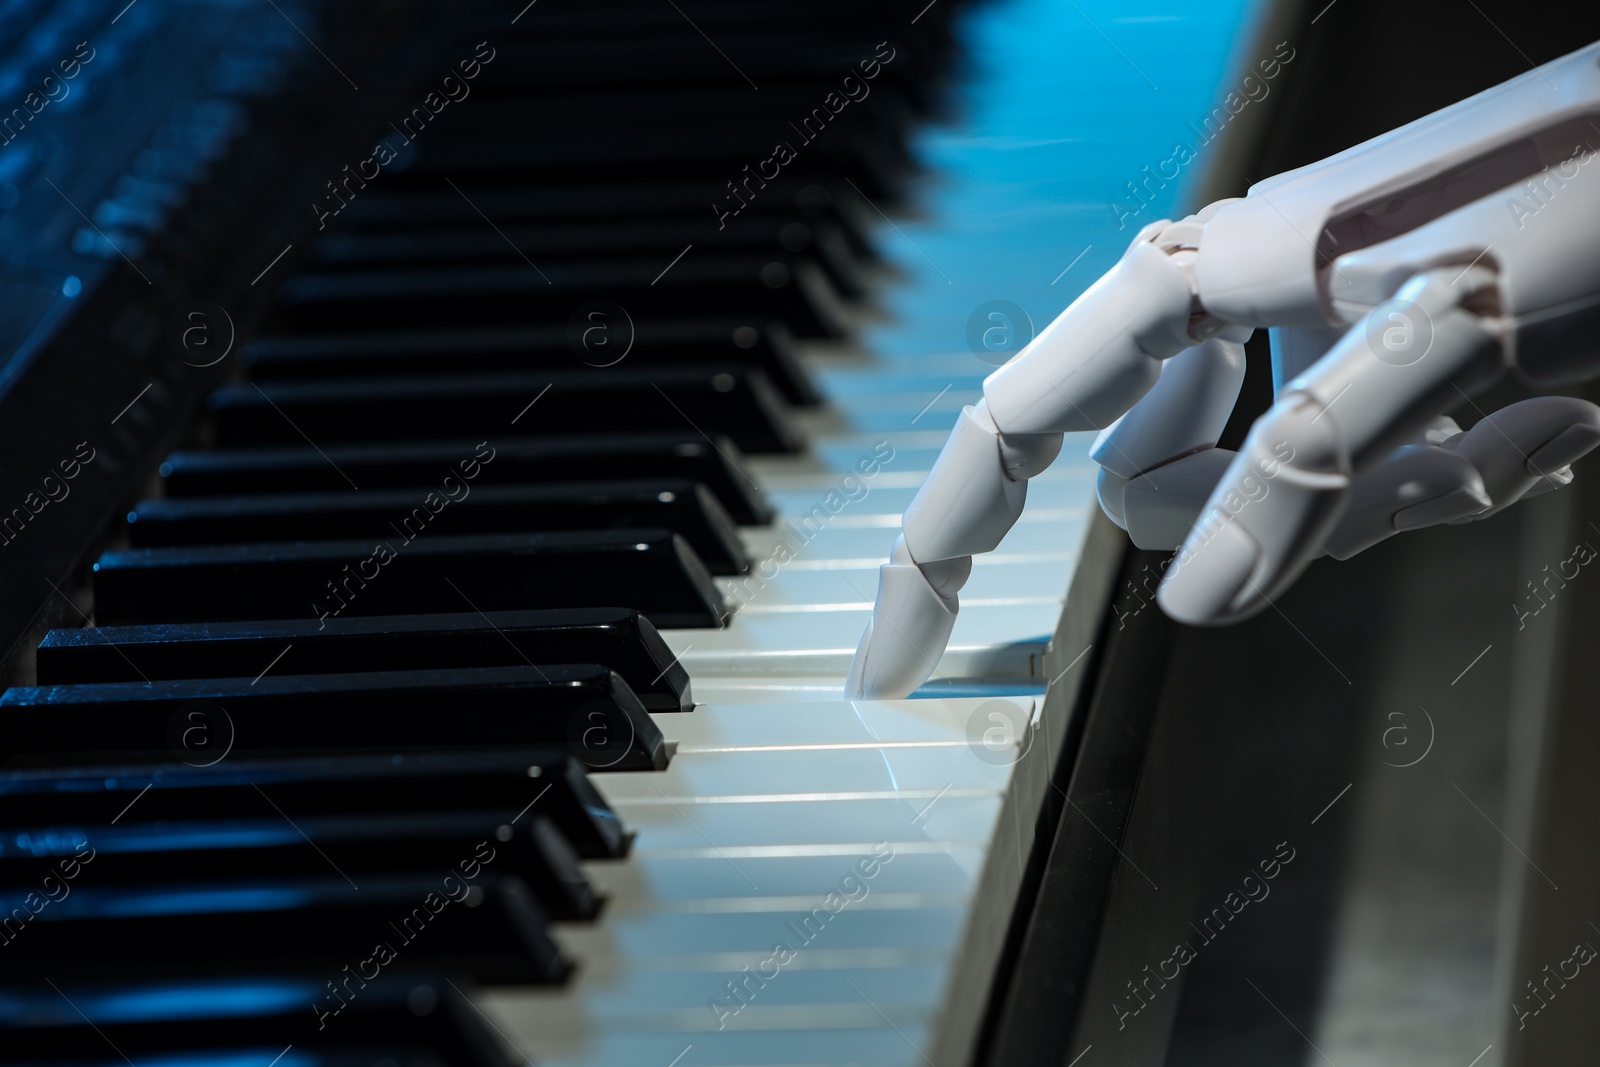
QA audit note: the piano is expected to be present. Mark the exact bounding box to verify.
[0,0,1248,1062]
[8,1,1599,1065]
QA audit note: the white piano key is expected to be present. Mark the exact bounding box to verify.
[477,1022,938,1067]
[600,747,1011,801]
[506,966,947,1013]
[684,676,1048,705]
[833,404,969,434]
[483,968,949,1048]
[761,448,1100,487]
[654,694,1031,750]
[813,370,990,397]
[485,983,940,1040]
[552,908,969,958]
[666,601,1064,679]
[738,510,1087,562]
[717,569,1066,613]
[485,695,1041,1067]
[585,850,988,907]
[546,940,956,980]
[757,481,1093,522]
[671,369,1102,683]
[607,796,1004,854]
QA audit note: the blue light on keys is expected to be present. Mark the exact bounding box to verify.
[860,0,1268,362]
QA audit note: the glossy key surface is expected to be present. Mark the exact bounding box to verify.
[207,367,801,454]
[277,256,846,337]
[90,529,726,630]
[0,748,629,858]
[0,874,567,984]
[126,480,749,575]
[0,977,515,1065]
[0,810,598,919]
[242,318,819,404]
[158,434,773,524]
[0,664,666,770]
[37,608,692,714]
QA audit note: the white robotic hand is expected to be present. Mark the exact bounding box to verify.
[847,39,1600,700]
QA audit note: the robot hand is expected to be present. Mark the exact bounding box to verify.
[847,39,1600,700]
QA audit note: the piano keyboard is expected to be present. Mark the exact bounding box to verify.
[0,0,1262,1063]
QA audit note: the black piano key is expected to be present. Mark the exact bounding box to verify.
[0,664,667,771]
[0,875,567,984]
[275,256,847,338]
[0,749,630,858]
[337,179,878,263]
[467,36,943,111]
[448,75,914,127]
[208,367,801,454]
[159,434,773,525]
[126,479,749,576]
[37,607,691,715]
[302,217,867,301]
[488,0,941,40]
[403,123,907,204]
[488,4,935,41]
[90,528,726,630]
[524,815,600,920]
[0,977,516,1066]
[242,318,819,406]
[446,101,913,197]
[0,811,598,920]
